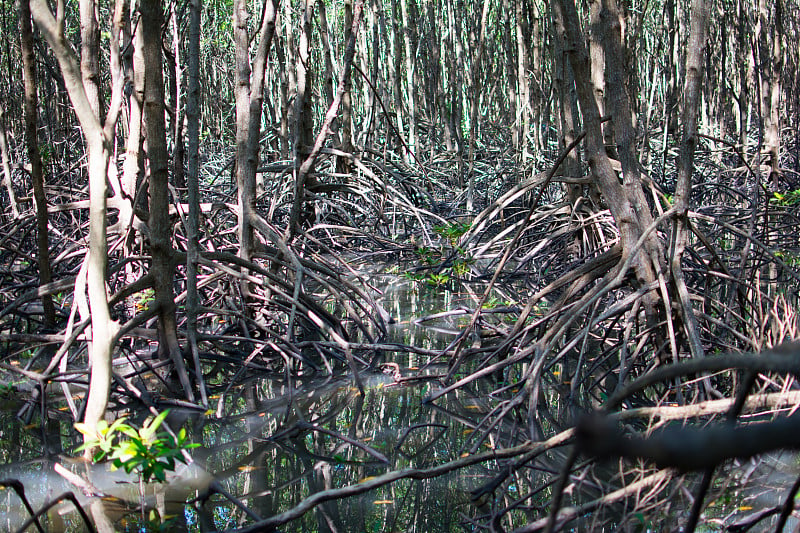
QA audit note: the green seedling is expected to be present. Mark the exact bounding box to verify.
[433,221,471,244]
[425,273,450,286]
[414,246,440,265]
[75,410,198,483]
[771,189,800,206]
[132,288,156,312]
[401,271,427,282]
[452,258,474,277]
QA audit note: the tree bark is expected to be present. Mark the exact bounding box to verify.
[290,0,317,236]
[233,0,278,269]
[185,0,207,405]
[671,0,709,361]
[18,0,56,327]
[336,0,355,174]
[466,0,491,211]
[0,107,20,220]
[400,0,417,160]
[552,0,668,358]
[140,0,195,400]
[29,0,119,448]
[763,0,783,187]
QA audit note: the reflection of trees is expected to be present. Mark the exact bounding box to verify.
[194,372,508,531]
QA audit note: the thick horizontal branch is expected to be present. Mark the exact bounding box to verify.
[577,411,800,471]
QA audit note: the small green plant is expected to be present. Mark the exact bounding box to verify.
[401,271,427,282]
[414,246,440,265]
[425,273,450,286]
[482,296,501,309]
[75,410,198,483]
[433,221,471,244]
[451,258,473,277]
[771,189,800,206]
[403,222,475,286]
[132,288,156,312]
[774,250,800,267]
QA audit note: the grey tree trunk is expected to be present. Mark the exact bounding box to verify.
[185,0,207,404]
[30,0,119,449]
[552,0,668,359]
[0,107,20,220]
[233,0,278,272]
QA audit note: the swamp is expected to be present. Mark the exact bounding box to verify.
[1,0,800,530]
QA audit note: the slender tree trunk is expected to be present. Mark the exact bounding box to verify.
[140,0,195,400]
[736,0,750,152]
[185,0,206,405]
[170,5,186,191]
[283,0,297,154]
[290,0,317,235]
[122,0,144,223]
[515,0,530,158]
[763,0,783,187]
[389,0,405,162]
[318,0,336,112]
[466,0,491,211]
[661,0,679,172]
[400,0,417,159]
[551,4,582,211]
[106,0,132,232]
[275,28,290,160]
[529,1,543,153]
[0,107,20,220]
[29,0,120,447]
[234,0,256,268]
[80,0,103,119]
[18,0,55,327]
[671,0,709,361]
[336,0,354,174]
[234,0,278,260]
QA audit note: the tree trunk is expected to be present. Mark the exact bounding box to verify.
[18,0,55,327]
[763,0,783,187]
[234,0,278,263]
[336,0,354,174]
[552,0,668,359]
[671,0,709,361]
[185,0,206,405]
[140,0,195,400]
[290,0,317,236]
[515,0,530,158]
[400,0,417,160]
[29,0,119,448]
[466,0,491,211]
[0,107,20,220]
[169,5,186,191]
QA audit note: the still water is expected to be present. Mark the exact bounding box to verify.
[0,274,793,531]
[0,278,521,532]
